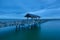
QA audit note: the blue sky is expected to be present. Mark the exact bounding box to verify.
[0,0,60,19]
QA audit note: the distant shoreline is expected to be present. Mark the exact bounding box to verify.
[0,18,60,20]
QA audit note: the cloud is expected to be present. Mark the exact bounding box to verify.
[0,0,58,13]
[0,13,25,19]
[0,0,60,19]
[29,8,60,19]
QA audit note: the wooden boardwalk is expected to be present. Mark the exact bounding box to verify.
[0,19,41,31]
[0,13,49,31]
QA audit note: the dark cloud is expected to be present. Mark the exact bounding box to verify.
[0,0,60,18]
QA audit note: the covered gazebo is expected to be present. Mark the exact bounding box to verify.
[24,13,41,29]
[24,13,40,18]
[24,13,40,24]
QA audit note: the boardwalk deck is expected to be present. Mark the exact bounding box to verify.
[0,19,50,31]
[0,13,41,31]
[0,19,41,31]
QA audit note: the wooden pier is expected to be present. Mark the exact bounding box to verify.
[0,13,41,31]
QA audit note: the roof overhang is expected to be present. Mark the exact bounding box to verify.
[24,13,40,18]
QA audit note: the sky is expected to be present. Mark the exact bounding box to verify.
[0,0,60,19]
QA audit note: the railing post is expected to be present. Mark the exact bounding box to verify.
[19,24,20,31]
[16,24,18,31]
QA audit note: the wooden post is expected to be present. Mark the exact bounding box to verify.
[27,17,29,24]
[16,25,18,31]
[16,24,18,31]
[19,24,20,31]
[38,18,40,27]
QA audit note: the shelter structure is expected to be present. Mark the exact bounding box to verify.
[0,13,41,31]
[24,13,40,24]
[24,13,40,18]
[24,13,41,29]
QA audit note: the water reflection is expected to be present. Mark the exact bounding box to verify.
[0,19,48,40]
[1,19,60,40]
[15,26,41,40]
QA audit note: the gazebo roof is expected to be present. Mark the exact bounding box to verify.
[24,13,40,18]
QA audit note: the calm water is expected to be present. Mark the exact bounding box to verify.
[0,20,60,40]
